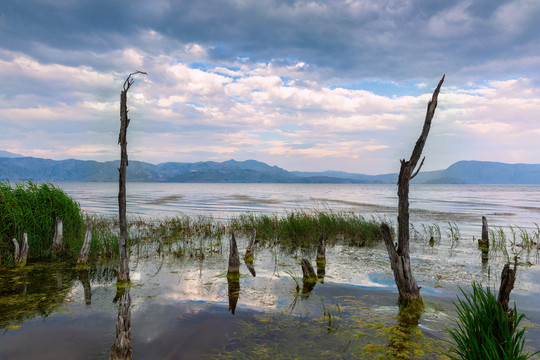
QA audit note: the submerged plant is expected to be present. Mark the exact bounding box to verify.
[447,282,537,360]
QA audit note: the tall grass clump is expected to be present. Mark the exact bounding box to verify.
[447,282,537,360]
[232,210,384,247]
[0,181,84,264]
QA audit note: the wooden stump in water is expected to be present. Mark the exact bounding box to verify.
[301,259,318,297]
[228,231,240,276]
[12,238,20,262]
[12,234,29,266]
[19,233,28,265]
[316,233,325,262]
[478,216,489,250]
[77,224,93,264]
[497,261,517,314]
[52,217,63,254]
[244,229,256,261]
[301,258,317,281]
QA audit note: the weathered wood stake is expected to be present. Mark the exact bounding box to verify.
[316,233,325,262]
[52,217,63,254]
[20,233,28,264]
[381,75,444,309]
[228,231,240,275]
[12,238,20,262]
[244,229,256,260]
[77,224,93,264]
[117,70,146,282]
[478,216,489,249]
[301,258,317,282]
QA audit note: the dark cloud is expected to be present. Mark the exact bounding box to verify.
[1,0,539,82]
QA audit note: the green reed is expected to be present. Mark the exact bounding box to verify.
[447,282,537,360]
[0,181,84,264]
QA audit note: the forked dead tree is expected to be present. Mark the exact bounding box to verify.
[381,75,445,308]
[117,70,146,282]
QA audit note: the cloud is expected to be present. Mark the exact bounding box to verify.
[0,1,539,172]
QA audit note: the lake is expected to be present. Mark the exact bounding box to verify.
[1,182,539,359]
[60,182,540,236]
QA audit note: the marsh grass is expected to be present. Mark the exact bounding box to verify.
[447,282,538,360]
[0,181,84,264]
[84,210,387,260]
[231,210,385,247]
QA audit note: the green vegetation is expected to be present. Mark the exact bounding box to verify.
[230,210,385,247]
[0,181,84,264]
[447,282,538,360]
[83,210,387,260]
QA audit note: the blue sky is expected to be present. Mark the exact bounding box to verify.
[1,0,539,174]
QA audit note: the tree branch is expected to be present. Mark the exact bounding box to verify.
[123,70,147,92]
[410,156,425,180]
[407,75,444,170]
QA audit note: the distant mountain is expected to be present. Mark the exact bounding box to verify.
[1,156,539,184]
[0,150,23,158]
[0,157,365,183]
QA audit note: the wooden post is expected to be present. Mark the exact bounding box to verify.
[117,70,146,282]
[301,259,317,282]
[12,238,20,262]
[381,75,445,309]
[301,259,317,297]
[228,231,240,275]
[478,216,489,249]
[52,217,63,254]
[244,229,256,260]
[20,233,28,265]
[77,224,93,264]
[316,233,325,262]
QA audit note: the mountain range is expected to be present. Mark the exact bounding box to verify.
[1,151,539,184]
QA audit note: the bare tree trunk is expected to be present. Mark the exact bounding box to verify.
[381,75,444,308]
[52,217,63,254]
[12,238,20,262]
[117,71,146,282]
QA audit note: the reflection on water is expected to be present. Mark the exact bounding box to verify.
[1,236,539,358]
[110,284,132,360]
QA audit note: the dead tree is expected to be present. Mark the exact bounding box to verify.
[117,70,146,282]
[381,75,445,308]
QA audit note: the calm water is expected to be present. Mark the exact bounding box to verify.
[2,182,540,358]
[60,182,540,236]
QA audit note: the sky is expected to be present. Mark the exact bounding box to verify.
[0,0,539,174]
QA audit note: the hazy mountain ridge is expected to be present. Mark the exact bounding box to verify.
[1,155,539,184]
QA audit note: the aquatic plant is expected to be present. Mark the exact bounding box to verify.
[445,221,460,242]
[0,181,84,264]
[447,282,537,360]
